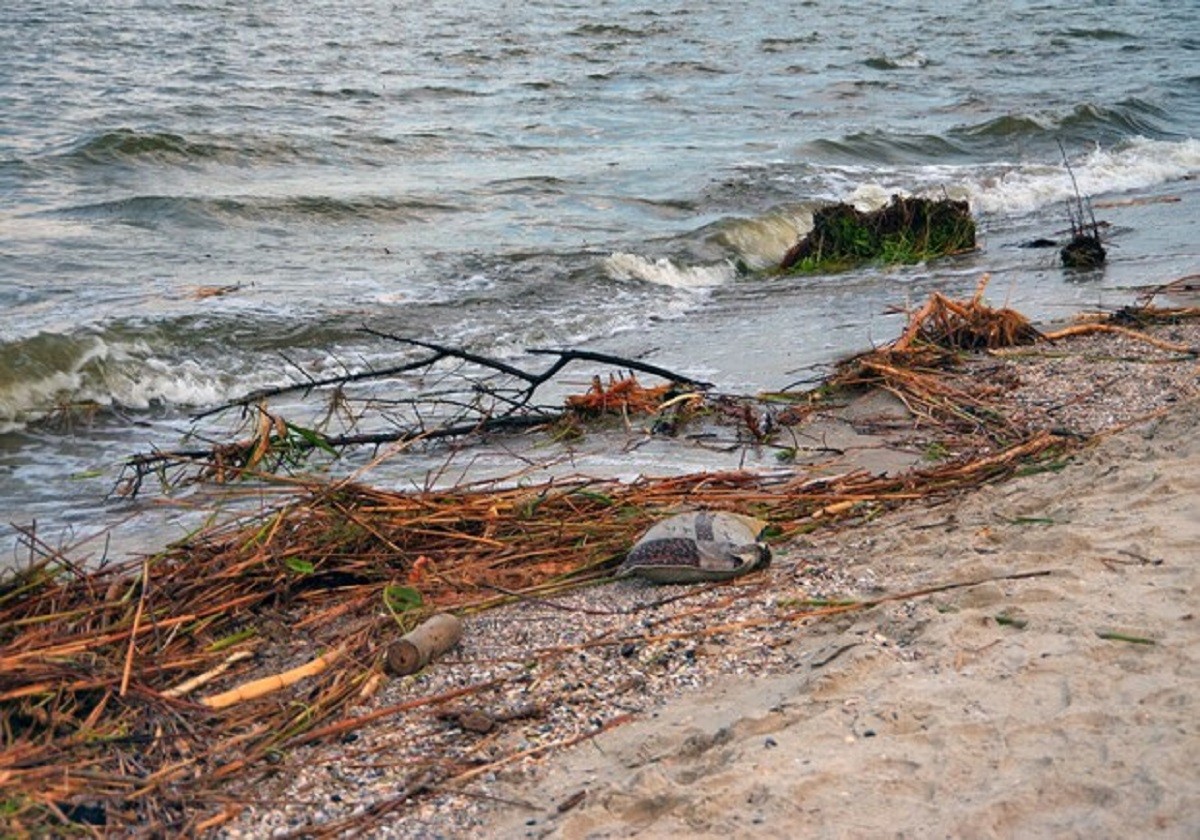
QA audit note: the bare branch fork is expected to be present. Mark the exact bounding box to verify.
[120,332,710,494]
[363,330,714,397]
[196,329,711,421]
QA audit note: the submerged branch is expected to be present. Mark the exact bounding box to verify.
[122,335,710,497]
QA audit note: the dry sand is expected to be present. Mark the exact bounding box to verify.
[482,395,1200,839]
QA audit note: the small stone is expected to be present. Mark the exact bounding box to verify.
[764,737,778,748]
[458,710,495,734]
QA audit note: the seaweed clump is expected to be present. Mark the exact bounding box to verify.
[780,195,975,273]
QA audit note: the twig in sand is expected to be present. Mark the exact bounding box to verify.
[200,647,346,710]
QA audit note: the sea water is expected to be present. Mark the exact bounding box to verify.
[2,0,1198,565]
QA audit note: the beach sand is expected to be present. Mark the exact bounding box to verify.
[480,395,1200,839]
[211,319,1200,840]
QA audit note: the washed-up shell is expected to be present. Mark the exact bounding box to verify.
[616,510,771,584]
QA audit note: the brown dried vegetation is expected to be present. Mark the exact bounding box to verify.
[2,279,1196,836]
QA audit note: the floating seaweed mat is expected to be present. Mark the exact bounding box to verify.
[0,424,1073,834]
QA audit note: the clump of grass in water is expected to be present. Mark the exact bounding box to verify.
[779,195,976,274]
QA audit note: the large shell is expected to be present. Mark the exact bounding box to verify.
[617,511,770,584]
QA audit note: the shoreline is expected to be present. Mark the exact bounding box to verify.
[216,317,1200,838]
[3,305,1197,838]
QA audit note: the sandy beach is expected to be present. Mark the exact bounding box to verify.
[481,393,1200,839]
[202,316,1200,840]
[6,307,1197,839]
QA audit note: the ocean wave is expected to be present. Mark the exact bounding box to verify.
[602,252,737,291]
[803,99,1180,168]
[52,128,314,168]
[805,132,970,165]
[0,332,231,432]
[49,192,465,228]
[1055,27,1137,42]
[807,137,1200,218]
[569,23,661,39]
[864,50,933,71]
[962,136,1200,215]
[951,100,1174,147]
[708,208,816,269]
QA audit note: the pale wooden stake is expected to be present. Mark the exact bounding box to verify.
[384,613,463,677]
[200,647,344,710]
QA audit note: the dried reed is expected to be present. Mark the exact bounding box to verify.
[2,281,1190,836]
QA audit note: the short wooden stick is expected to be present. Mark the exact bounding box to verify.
[385,613,463,677]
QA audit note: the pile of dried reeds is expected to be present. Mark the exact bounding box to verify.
[819,276,1033,435]
[891,275,1042,352]
[564,373,674,417]
[0,450,1071,833]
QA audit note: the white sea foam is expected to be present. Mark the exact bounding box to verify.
[846,137,1200,217]
[978,140,1197,214]
[602,252,737,290]
[0,335,232,431]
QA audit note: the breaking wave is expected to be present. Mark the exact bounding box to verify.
[0,332,234,432]
[602,252,738,290]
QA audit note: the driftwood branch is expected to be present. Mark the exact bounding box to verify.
[366,331,713,401]
[121,333,709,496]
[526,347,712,390]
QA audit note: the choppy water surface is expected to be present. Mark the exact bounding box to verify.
[2,0,1198,562]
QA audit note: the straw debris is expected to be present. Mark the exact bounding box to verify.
[3,279,1197,837]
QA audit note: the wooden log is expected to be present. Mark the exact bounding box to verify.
[385,613,463,677]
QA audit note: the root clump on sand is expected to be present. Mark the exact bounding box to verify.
[2,278,1197,837]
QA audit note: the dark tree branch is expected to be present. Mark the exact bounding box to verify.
[525,347,712,390]
[126,333,712,497]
